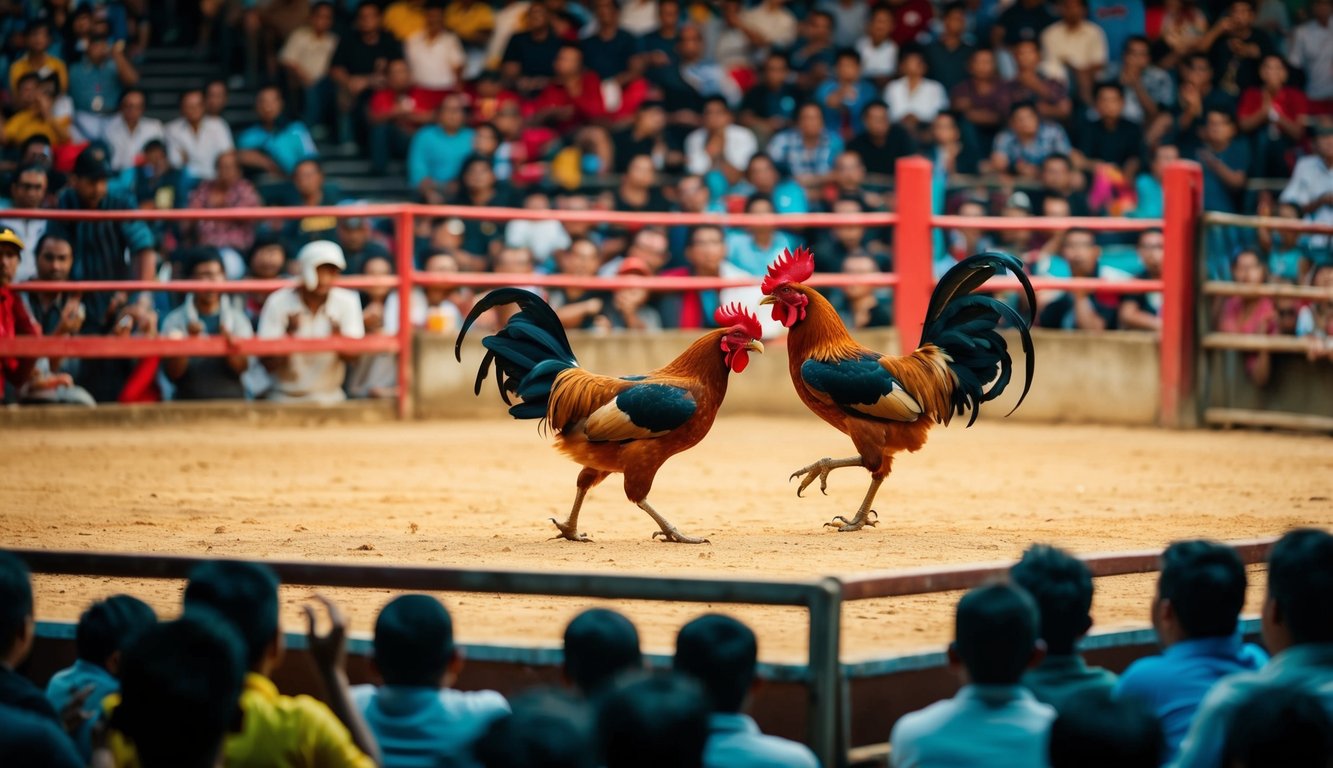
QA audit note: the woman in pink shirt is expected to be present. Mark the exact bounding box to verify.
[1216,249,1278,386]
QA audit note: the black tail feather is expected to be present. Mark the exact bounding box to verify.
[920,252,1036,426]
[454,288,579,419]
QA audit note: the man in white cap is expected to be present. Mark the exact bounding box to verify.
[256,240,364,404]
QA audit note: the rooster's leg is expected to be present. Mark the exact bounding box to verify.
[825,475,884,532]
[550,469,606,542]
[638,500,710,544]
[790,456,864,497]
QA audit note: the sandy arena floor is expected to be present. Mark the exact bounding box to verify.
[3,417,1330,663]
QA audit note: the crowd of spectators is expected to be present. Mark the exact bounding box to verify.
[2,526,1332,767]
[2,0,1333,407]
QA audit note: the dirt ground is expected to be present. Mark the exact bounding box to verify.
[3,417,1329,663]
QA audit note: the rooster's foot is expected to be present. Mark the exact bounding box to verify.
[824,510,879,532]
[549,518,594,543]
[651,528,710,544]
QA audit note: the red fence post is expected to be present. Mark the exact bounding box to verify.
[395,207,415,420]
[894,156,935,355]
[1160,161,1202,429]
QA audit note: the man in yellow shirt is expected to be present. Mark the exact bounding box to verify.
[9,21,68,94]
[2,74,70,149]
[445,0,495,48]
[384,0,427,40]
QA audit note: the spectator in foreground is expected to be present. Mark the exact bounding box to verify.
[890,583,1054,767]
[1009,544,1117,713]
[0,164,48,284]
[1214,249,1278,387]
[1114,540,1266,761]
[1048,690,1164,768]
[674,614,819,768]
[563,608,644,700]
[352,594,509,768]
[161,249,254,401]
[257,240,365,404]
[1221,685,1333,768]
[475,690,596,768]
[18,230,96,407]
[44,595,157,759]
[1036,228,1131,331]
[599,672,711,768]
[1173,528,1333,768]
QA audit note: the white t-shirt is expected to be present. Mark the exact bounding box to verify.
[103,115,165,171]
[884,78,949,123]
[684,124,759,176]
[165,116,234,181]
[1040,21,1108,71]
[405,30,466,90]
[856,37,899,79]
[278,27,339,82]
[257,286,365,404]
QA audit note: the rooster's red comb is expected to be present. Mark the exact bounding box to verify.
[761,246,815,294]
[714,302,762,339]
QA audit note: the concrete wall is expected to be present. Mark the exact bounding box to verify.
[1204,350,1333,419]
[424,328,1163,426]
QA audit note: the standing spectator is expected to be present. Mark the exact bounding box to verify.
[236,86,318,178]
[739,0,799,51]
[1040,0,1109,105]
[949,48,1007,151]
[1288,0,1333,109]
[564,608,644,699]
[531,45,610,134]
[165,88,235,182]
[1006,39,1072,124]
[2,74,70,150]
[673,615,819,768]
[278,1,339,137]
[1193,108,1250,227]
[816,48,878,138]
[0,165,49,283]
[366,59,436,175]
[1279,124,1333,254]
[1074,82,1143,185]
[409,94,475,204]
[188,152,261,276]
[102,89,163,172]
[257,240,365,405]
[330,2,403,147]
[502,1,563,95]
[582,0,642,84]
[739,53,804,144]
[159,250,252,401]
[1010,545,1117,714]
[726,194,795,276]
[67,34,138,143]
[1238,55,1309,178]
[405,0,466,96]
[8,21,67,94]
[1201,0,1276,97]
[923,110,979,175]
[990,101,1072,179]
[1114,540,1267,762]
[685,96,758,183]
[924,3,976,95]
[856,5,900,87]
[848,100,918,175]
[1173,529,1333,768]
[884,47,949,130]
[1107,35,1172,129]
[767,102,845,188]
[889,584,1055,767]
[1037,227,1131,330]
[1119,229,1166,331]
[1214,249,1279,385]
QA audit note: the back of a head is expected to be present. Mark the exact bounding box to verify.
[182,560,279,670]
[1223,685,1333,768]
[76,595,158,668]
[598,672,709,768]
[113,613,247,768]
[1158,540,1247,639]
[563,608,642,697]
[1268,528,1333,645]
[955,583,1040,685]
[374,594,454,687]
[673,614,756,714]
[1049,690,1164,768]
[0,551,33,654]
[475,689,596,768]
[1009,545,1094,655]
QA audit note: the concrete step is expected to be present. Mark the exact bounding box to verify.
[336,176,415,197]
[139,74,221,92]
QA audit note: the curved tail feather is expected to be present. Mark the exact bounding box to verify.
[920,252,1036,426]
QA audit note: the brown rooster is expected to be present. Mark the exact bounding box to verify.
[455,288,764,543]
[760,247,1036,531]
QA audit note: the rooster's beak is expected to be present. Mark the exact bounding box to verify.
[758,296,776,306]
[746,340,764,354]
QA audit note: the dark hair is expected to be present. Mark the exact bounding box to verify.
[373,594,455,687]
[475,690,597,768]
[1267,528,1333,644]
[1049,690,1164,768]
[182,560,280,669]
[809,9,835,25]
[690,224,725,244]
[598,673,709,768]
[14,162,48,188]
[834,47,861,65]
[35,226,69,256]
[1065,226,1097,243]
[1205,107,1236,125]
[1009,545,1094,655]
[954,583,1039,685]
[141,138,167,154]
[118,88,146,108]
[1094,81,1124,99]
[1158,540,1246,639]
[942,1,966,15]
[745,192,774,211]
[832,194,865,212]
[183,246,225,276]
[179,88,204,104]
[1042,153,1073,170]
[16,72,39,88]
[701,95,729,111]
[674,614,756,713]
[1223,685,1333,768]
[1123,34,1151,53]
[1009,99,1039,117]
[860,99,889,118]
[113,614,247,768]
[0,551,33,655]
[564,609,642,697]
[76,595,157,667]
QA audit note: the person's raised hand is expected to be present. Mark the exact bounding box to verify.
[303,594,348,676]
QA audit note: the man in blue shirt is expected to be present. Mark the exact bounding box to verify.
[890,583,1055,768]
[1115,540,1268,762]
[674,614,819,768]
[408,93,474,204]
[352,594,509,768]
[236,85,318,178]
[68,35,137,143]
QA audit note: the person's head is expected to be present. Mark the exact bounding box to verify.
[1314,0,1333,24]
[625,154,656,190]
[337,211,372,253]
[0,551,34,667]
[424,0,446,31]
[553,43,584,79]
[1205,108,1237,147]
[557,237,602,278]
[1226,0,1255,30]
[354,0,383,34]
[180,88,205,124]
[1315,124,1333,163]
[293,159,325,199]
[931,111,961,145]
[1042,196,1071,220]
[950,583,1043,685]
[296,239,346,297]
[806,9,834,43]
[832,196,866,247]
[34,229,73,282]
[657,0,681,30]
[745,153,779,193]
[378,58,410,93]
[1223,685,1333,768]
[1263,528,1333,654]
[627,227,669,272]
[183,560,281,673]
[1012,39,1041,71]
[833,151,865,189]
[1154,540,1247,644]
[119,87,146,125]
[494,246,534,274]
[1231,248,1266,285]
[1040,154,1074,193]
[968,47,997,79]
[1137,229,1164,276]
[563,608,642,698]
[688,225,726,275]
[0,229,21,286]
[841,252,879,301]
[25,20,50,55]
[598,673,709,768]
[310,1,335,33]
[797,101,826,139]
[1093,81,1124,121]
[834,47,862,83]
[188,248,227,306]
[674,614,758,715]
[439,93,468,132]
[113,614,247,768]
[868,4,895,42]
[214,150,242,187]
[20,134,53,168]
[422,252,459,304]
[373,594,458,687]
[73,145,113,208]
[745,194,775,240]
[1009,101,1040,138]
[359,255,392,303]
[1061,0,1087,24]
[139,139,168,172]
[1180,53,1213,90]
[75,595,157,673]
[472,122,501,158]
[1151,143,1180,178]
[1049,690,1164,768]
[592,0,620,29]
[633,100,666,137]
[899,47,927,80]
[203,79,228,117]
[1122,35,1151,73]
[10,163,47,209]
[701,96,732,132]
[1061,228,1100,276]
[475,690,597,768]
[86,34,112,64]
[249,238,287,278]
[1258,54,1289,92]
[861,100,890,139]
[255,85,284,124]
[761,52,789,88]
[13,72,39,108]
[676,22,704,62]
[462,155,497,193]
[676,174,710,213]
[1009,545,1094,656]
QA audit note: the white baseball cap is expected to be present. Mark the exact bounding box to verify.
[297,240,347,290]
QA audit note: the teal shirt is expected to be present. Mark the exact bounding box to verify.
[237,121,318,175]
[407,126,475,188]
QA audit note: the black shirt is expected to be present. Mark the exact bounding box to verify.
[0,666,60,723]
[330,32,403,77]
[503,31,563,78]
[581,29,638,81]
[923,40,976,94]
[1207,28,1276,96]
[740,83,804,122]
[847,126,919,175]
[612,129,661,174]
[1077,118,1143,168]
[998,3,1057,45]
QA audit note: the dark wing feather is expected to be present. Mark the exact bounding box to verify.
[800,355,923,423]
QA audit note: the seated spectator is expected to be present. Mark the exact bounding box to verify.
[203,80,230,121]
[1009,544,1116,713]
[599,673,710,768]
[671,22,742,111]
[335,211,392,277]
[923,3,974,95]
[531,45,609,134]
[258,241,365,404]
[884,47,948,133]
[600,258,663,331]
[502,1,563,95]
[856,5,899,87]
[581,0,641,84]
[611,100,667,174]
[739,0,799,51]
[405,0,466,99]
[767,102,844,188]
[277,1,339,137]
[830,251,893,329]
[786,10,837,92]
[728,153,809,214]
[451,156,512,265]
[1129,143,1178,220]
[1119,229,1166,332]
[673,614,818,768]
[1257,201,1312,284]
[475,690,597,768]
[1075,82,1143,185]
[68,34,138,143]
[278,159,342,252]
[949,48,1008,150]
[17,230,96,407]
[385,252,464,335]
[1174,529,1333,768]
[1279,124,1333,255]
[44,595,156,759]
[989,101,1072,179]
[189,151,261,271]
[161,249,254,401]
[0,164,49,283]
[600,226,670,277]
[659,225,753,329]
[727,194,796,276]
[1005,39,1071,124]
[740,53,804,144]
[133,139,187,214]
[8,21,67,94]
[1047,690,1164,768]
[1223,685,1333,768]
[351,595,508,767]
[1105,35,1172,129]
[330,2,403,147]
[1115,540,1267,761]
[236,86,318,178]
[165,88,235,182]
[242,237,290,326]
[1201,0,1275,98]
[409,94,475,205]
[1238,55,1307,179]
[2,73,71,149]
[1168,54,1235,157]
[1289,0,1333,110]
[613,153,670,215]
[685,96,758,184]
[922,110,978,176]
[1040,0,1108,105]
[889,583,1055,767]
[632,0,683,90]
[1214,249,1279,386]
[366,59,435,175]
[816,48,878,139]
[1,229,51,403]
[825,150,886,213]
[1036,227,1132,330]
[103,89,164,172]
[1030,154,1090,217]
[505,192,571,268]
[564,608,644,699]
[666,175,721,267]
[548,238,611,330]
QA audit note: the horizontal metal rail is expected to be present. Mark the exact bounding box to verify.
[1202,281,1333,300]
[0,335,399,359]
[933,215,1164,232]
[1202,333,1325,354]
[1202,211,1333,235]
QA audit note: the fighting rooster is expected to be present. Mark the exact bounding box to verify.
[760,248,1036,531]
[455,288,764,543]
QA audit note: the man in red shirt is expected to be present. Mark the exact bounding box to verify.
[366,58,437,175]
[1,227,58,398]
[530,44,609,134]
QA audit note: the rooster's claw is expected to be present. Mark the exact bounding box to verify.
[549,518,594,542]
[652,530,711,544]
[824,510,879,532]
[791,457,839,497]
